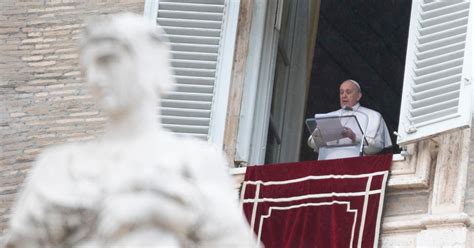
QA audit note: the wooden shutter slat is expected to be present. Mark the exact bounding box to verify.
[161,99,211,109]
[171,59,217,69]
[161,116,211,125]
[421,0,461,12]
[159,2,224,12]
[171,51,217,60]
[412,75,460,92]
[161,107,211,117]
[413,65,462,84]
[416,50,463,68]
[158,18,222,29]
[163,26,221,36]
[160,0,225,4]
[411,90,460,108]
[421,2,469,19]
[410,107,458,125]
[419,17,468,36]
[419,9,468,27]
[175,84,214,93]
[162,124,209,134]
[409,97,458,115]
[167,35,220,45]
[175,76,214,85]
[163,92,213,101]
[159,10,223,21]
[170,43,219,53]
[418,25,467,44]
[414,57,463,76]
[416,42,464,60]
[173,68,216,77]
[417,33,465,52]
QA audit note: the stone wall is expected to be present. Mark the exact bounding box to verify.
[465,117,474,233]
[0,0,143,235]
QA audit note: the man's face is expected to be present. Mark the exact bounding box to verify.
[339,81,362,108]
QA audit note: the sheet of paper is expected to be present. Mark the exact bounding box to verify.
[314,114,345,142]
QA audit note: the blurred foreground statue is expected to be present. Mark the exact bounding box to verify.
[5,13,256,247]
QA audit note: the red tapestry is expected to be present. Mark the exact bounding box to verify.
[242,154,392,248]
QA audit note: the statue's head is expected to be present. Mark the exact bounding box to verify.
[80,13,175,113]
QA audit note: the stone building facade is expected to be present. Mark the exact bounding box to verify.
[0,0,143,235]
[467,123,474,245]
[1,0,474,247]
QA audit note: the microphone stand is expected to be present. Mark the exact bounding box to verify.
[355,110,369,157]
[359,131,366,156]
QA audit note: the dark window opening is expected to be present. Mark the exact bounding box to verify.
[299,0,412,161]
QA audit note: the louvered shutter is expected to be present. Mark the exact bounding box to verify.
[148,0,237,143]
[397,0,473,145]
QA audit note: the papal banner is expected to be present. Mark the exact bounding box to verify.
[242,154,392,248]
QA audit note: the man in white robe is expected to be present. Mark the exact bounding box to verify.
[308,80,392,160]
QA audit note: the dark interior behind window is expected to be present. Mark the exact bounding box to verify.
[300,0,412,161]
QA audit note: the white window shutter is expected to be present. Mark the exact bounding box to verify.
[148,0,238,146]
[397,0,473,145]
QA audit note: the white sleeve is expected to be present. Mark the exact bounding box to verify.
[363,117,386,154]
[307,135,319,152]
[307,127,327,152]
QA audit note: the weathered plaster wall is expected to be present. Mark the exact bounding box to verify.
[0,0,143,235]
[383,188,430,217]
[465,118,474,243]
[223,0,253,165]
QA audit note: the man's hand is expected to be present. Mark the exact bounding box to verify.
[311,128,326,147]
[342,127,356,143]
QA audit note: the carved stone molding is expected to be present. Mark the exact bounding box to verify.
[430,129,471,214]
[382,213,471,234]
[388,139,437,190]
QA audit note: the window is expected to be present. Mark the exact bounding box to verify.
[144,0,240,148]
[300,0,411,161]
[240,0,472,165]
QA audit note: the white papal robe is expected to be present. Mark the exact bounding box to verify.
[308,103,392,160]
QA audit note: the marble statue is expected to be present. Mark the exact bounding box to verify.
[5,13,257,247]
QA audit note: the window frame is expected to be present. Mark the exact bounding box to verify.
[234,0,280,165]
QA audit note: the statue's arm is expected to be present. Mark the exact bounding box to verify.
[5,147,81,247]
[187,144,258,247]
[5,150,55,247]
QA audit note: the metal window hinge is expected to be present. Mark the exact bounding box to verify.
[406,123,417,134]
[400,146,410,157]
[235,161,248,168]
[464,77,471,85]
